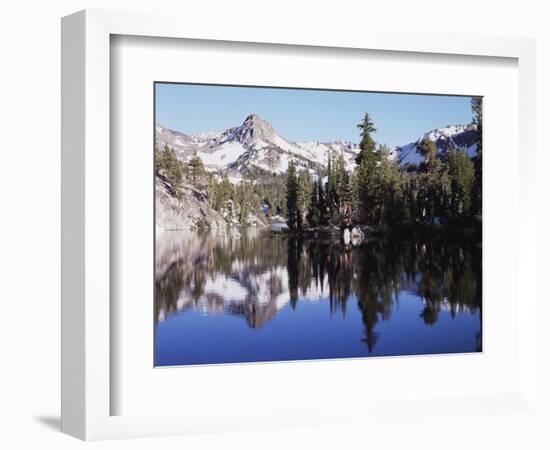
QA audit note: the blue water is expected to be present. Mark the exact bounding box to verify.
[155,232,482,366]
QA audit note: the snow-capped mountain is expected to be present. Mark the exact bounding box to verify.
[190,130,222,142]
[156,114,359,176]
[389,124,478,166]
[156,115,478,179]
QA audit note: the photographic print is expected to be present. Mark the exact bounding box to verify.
[154,83,482,367]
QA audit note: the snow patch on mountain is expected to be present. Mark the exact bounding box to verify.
[198,141,248,168]
[190,130,223,142]
[389,124,478,166]
[294,140,359,171]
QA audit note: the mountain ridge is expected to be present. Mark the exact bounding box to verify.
[156,114,478,178]
[389,123,478,166]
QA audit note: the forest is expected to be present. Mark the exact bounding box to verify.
[285,97,482,234]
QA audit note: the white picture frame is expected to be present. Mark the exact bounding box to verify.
[61,9,538,441]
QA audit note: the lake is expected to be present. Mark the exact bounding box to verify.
[155,229,482,366]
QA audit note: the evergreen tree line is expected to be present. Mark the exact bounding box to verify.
[285,99,482,232]
[155,145,208,196]
[155,146,265,225]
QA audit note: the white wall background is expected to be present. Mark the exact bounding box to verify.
[0,1,548,449]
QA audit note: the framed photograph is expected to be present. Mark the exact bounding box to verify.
[62,9,538,440]
[153,82,483,367]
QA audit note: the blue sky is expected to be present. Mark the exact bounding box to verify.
[155,83,474,147]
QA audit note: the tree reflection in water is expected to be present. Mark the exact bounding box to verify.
[155,230,481,353]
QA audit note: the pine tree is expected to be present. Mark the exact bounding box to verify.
[307,178,320,227]
[212,174,235,211]
[317,178,329,225]
[375,148,402,226]
[286,161,298,230]
[187,151,205,189]
[337,169,353,228]
[237,183,250,225]
[401,173,422,224]
[326,154,338,222]
[296,170,312,230]
[417,138,438,173]
[234,181,262,225]
[437,162,452,221]
[354,112,382,225]
[400,173,415,225]
[471,97,482,216]
[447,146,475,219]
[206,173,217,208]
[355,112,378,166]
[415,138,444,223]
[156,144,184,197]
[188,151,205,188]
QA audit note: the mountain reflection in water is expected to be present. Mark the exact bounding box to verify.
[155,230,482,366]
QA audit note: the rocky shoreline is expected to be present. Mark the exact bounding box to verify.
[155,177,267,233]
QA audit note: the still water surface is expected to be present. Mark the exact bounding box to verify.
[155,230,481,366]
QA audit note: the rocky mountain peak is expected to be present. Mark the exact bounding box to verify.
[243,112,263,123]
[229,113,278,146]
